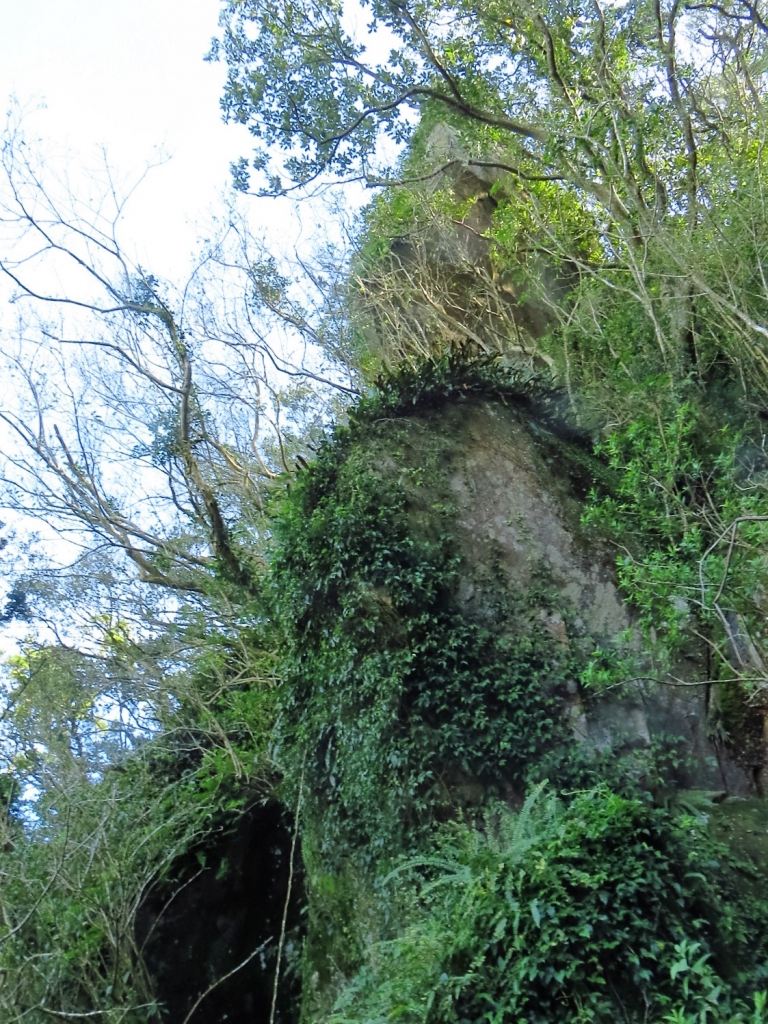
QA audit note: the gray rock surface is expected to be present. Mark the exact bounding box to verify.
[393,397,762,796]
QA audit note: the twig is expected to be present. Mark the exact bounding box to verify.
[698,515,768,672]
[138,867,206,955]
[181,939,270,1024]
[39,1007,155,1019]
[663,674,766,687]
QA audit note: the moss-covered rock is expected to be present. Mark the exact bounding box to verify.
[263,360,768,1020]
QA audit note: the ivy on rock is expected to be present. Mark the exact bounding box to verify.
[271,361,579,864]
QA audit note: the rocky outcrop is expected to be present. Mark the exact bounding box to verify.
[352,125,572,371]
[385,394,764,797]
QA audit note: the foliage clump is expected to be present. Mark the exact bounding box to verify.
[331,787,768,1024]
[584,399,768,683]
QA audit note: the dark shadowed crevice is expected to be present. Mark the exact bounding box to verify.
[136,801,303,1024]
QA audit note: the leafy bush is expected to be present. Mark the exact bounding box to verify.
[583,399,768,686]
[331,787,768,1024]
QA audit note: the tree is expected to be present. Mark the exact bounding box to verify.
[214,0,763,197]
[0,108,361,586]
[0,113,344,1022]
[213,0,768,378]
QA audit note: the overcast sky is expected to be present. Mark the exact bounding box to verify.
[0,0,277,279]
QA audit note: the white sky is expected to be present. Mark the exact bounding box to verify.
[0,0,286,280]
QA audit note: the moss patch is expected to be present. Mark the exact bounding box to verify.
[709,798,768,876]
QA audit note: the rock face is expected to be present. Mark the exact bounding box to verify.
[389,395,763,797]
[443,400,626,633]
[135,389,767,1024]
[353,126,571,371]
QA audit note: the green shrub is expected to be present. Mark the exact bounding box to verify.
[331,786,768,1024]
[583,399,768,686]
